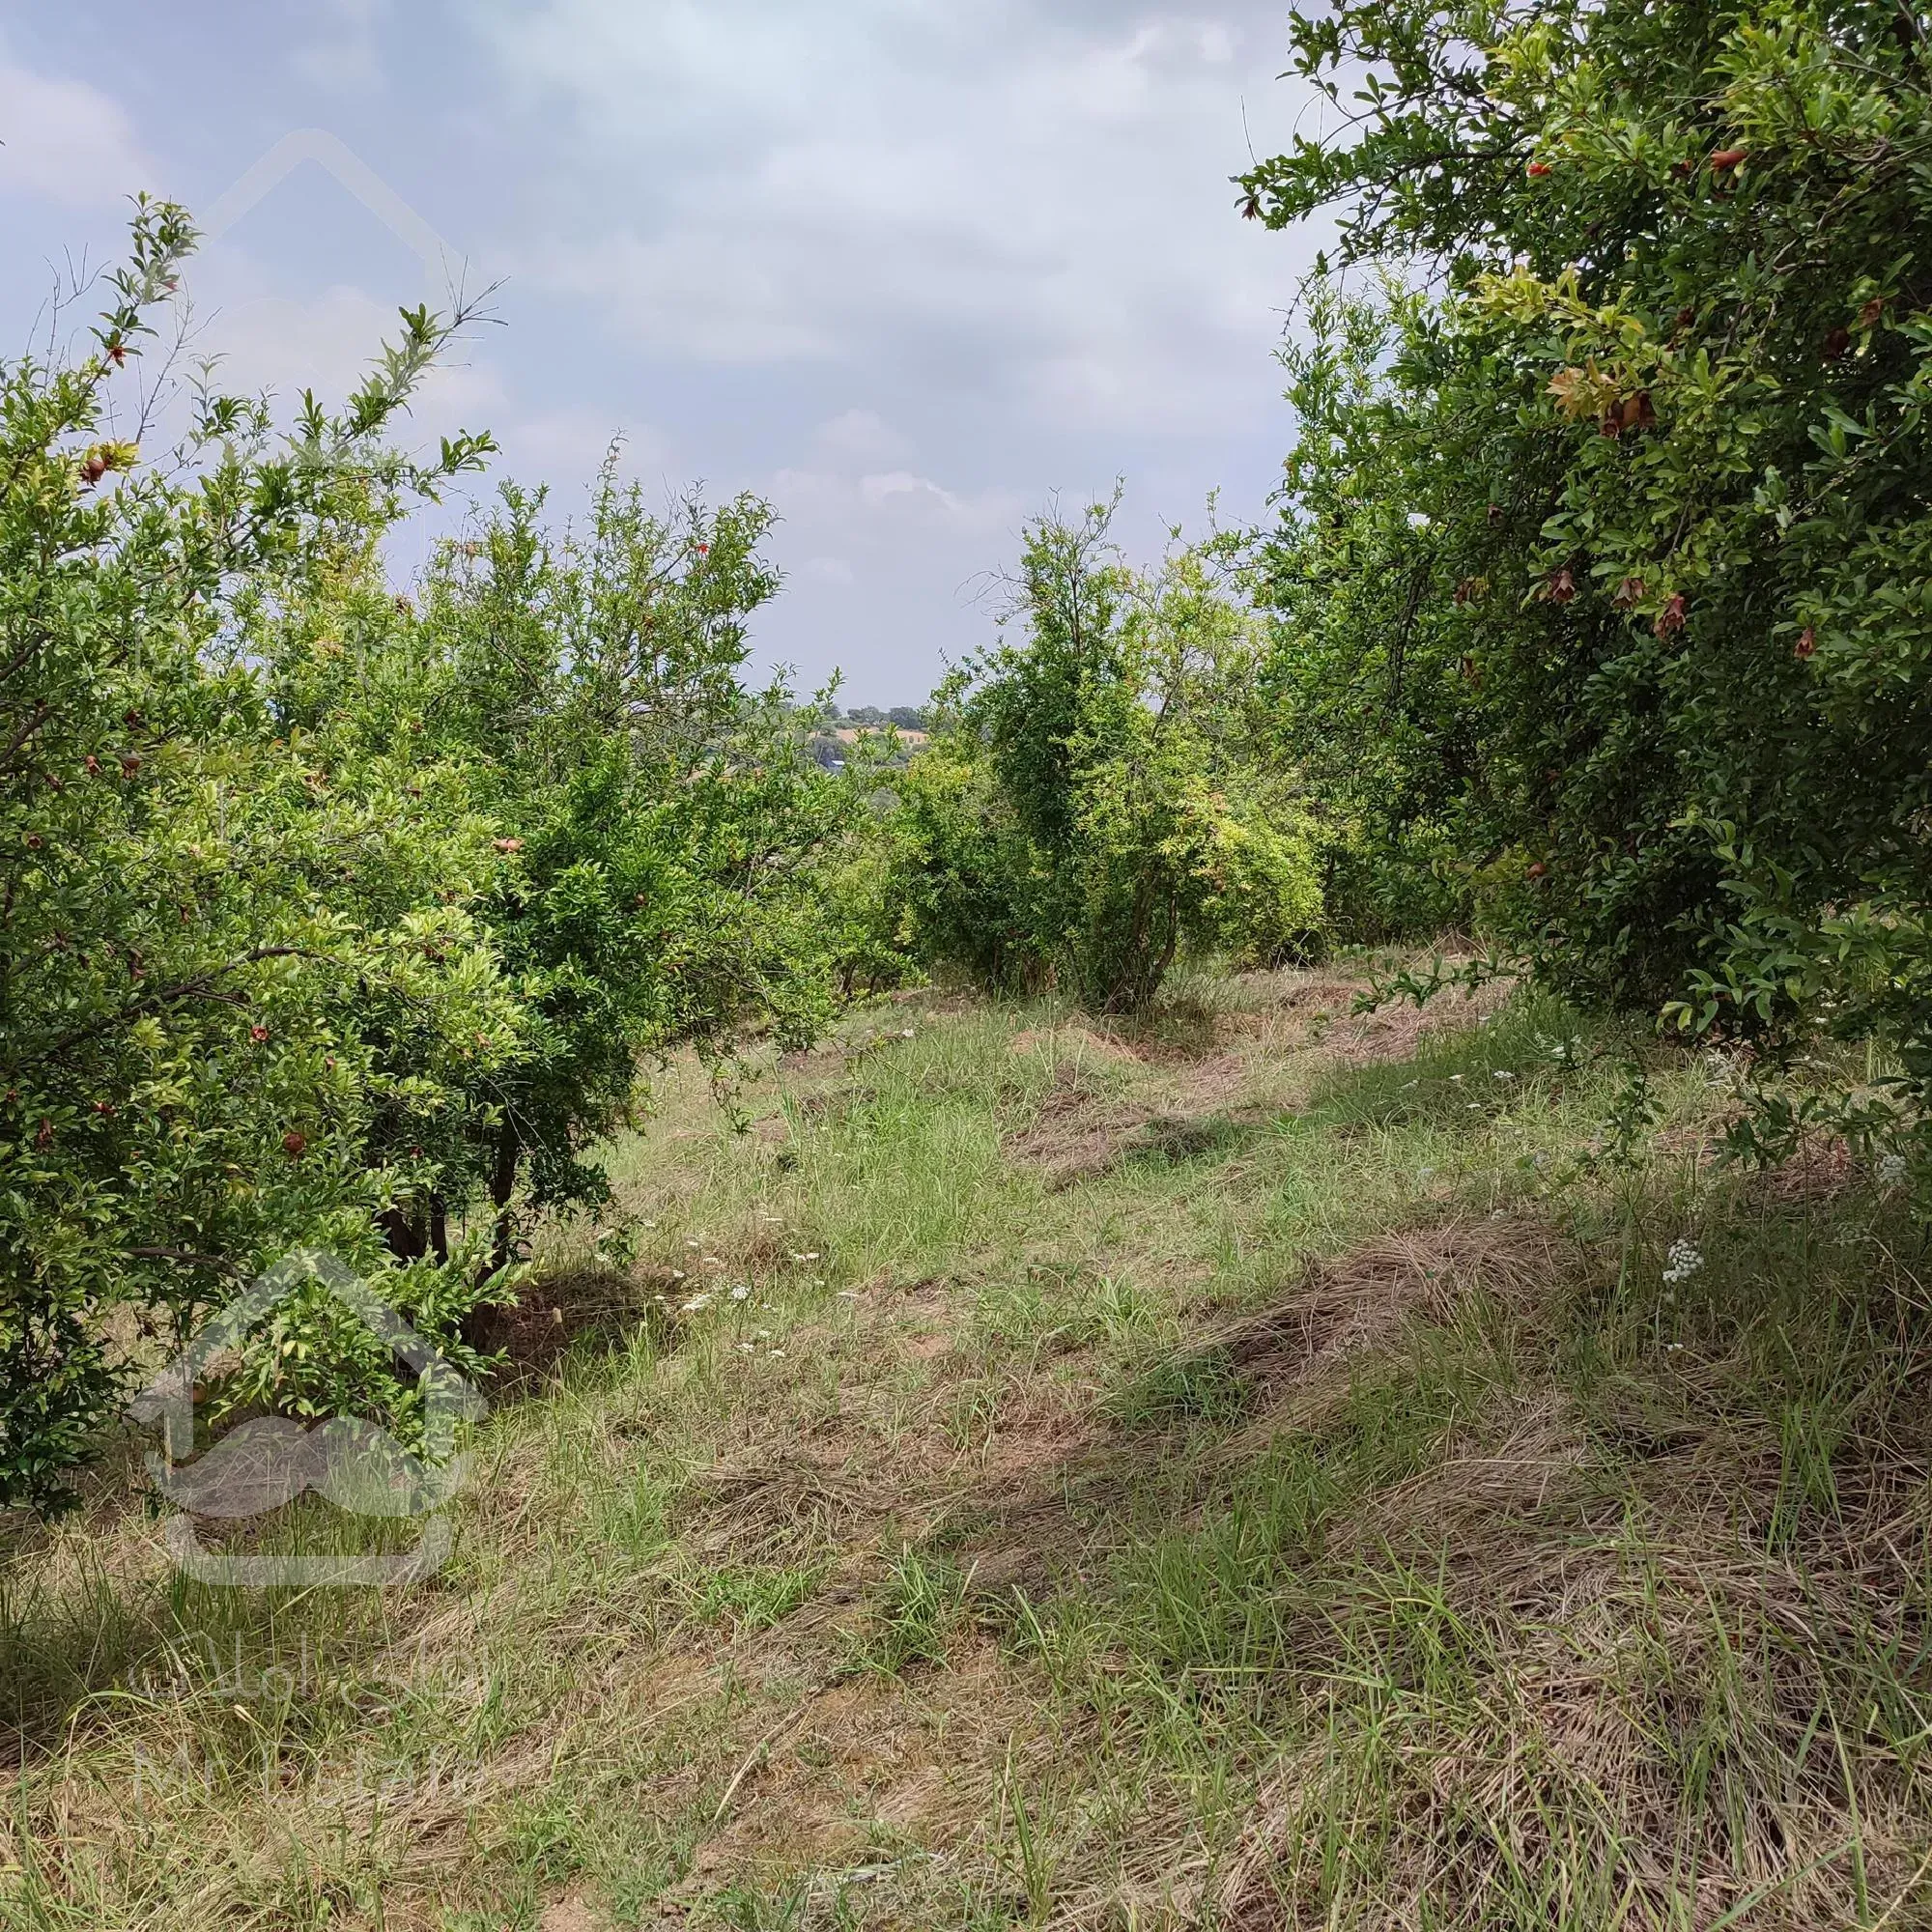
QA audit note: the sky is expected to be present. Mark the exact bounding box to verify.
[0,2,1327,702]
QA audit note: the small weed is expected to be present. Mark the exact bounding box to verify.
[1129,1113,1248,1165]
[1106,1343,1247,1429]
[690,1563,826,1633]
[845,1547,968,1677]
[1090,1272,1157,1343]
[997,1747,1055,1923]
[703,1880,812,1929]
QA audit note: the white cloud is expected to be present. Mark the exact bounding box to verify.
[497,408,667,483]
[815,409,912,465]
[161,277,513,473]
[759,457,1025,686]
[773,464,1019,536]
[531,229,831,364]
[860,470,962,514]
[158,253,643,504]
[0,52,156,209]
[187,282,404,403]
[0,4,1322,696]
[477,2,1313,435]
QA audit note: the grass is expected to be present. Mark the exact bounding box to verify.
[3,955,1930,1928]
[843,1548,969,1678]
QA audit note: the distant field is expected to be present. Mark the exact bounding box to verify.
[5,958,1929,1930]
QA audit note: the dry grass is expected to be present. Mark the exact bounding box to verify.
[3,954,1929,1929]
[1217,1216,1560,1387]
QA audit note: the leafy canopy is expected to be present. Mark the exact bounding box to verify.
[1246,1,1932,1166]
[0,208,855,1509]
[900,497,1322,1012]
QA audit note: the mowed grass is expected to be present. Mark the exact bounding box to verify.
[3,958,1930,1929]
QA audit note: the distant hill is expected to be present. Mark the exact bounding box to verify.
[805,712,928,769]
[806,704,929,768]
[833,705,927,731]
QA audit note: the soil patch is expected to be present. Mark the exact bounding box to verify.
[471,1264,665,1392]
[1003,1055,1271,1187]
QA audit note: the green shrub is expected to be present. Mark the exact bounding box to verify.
[407,472,853,1269]
[1244,0,1932,1168]
[898,497,1325,1011]
[0,204,504,1505]
[0,211,856,1507]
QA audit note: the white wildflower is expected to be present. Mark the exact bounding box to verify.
[1493,1070,1516,1081]
[1406,510,1432,529]
[1662,1239,1703,1285]
[730,1285,751,1302]
[679,1294,712,1313]
[1878,1152,1908,1188]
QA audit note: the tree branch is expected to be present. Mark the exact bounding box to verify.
[13,945,335,1071]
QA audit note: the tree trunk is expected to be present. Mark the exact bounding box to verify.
[378,1191,452,1267]
[488,1124,521,1277]
[377,1205,428,1263]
